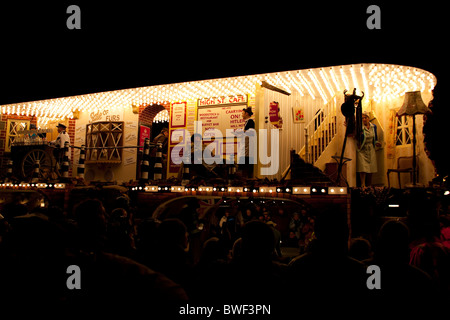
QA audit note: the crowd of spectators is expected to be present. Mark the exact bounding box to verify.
[0,188,448,317]
[208,201,315,255]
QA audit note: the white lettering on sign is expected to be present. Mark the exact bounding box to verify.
[198,95,247,107]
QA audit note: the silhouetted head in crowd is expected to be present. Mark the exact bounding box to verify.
[240,220,274,261]
[114,195,130,211]
[376,219,410,265]
[313,206,348,255]
[349,237,372,261]
[46,205,65,221]
[200,237,227,264]
[406,189,440,240]
[157,218,189,250]
[2,202,28,220]
[5,213,67,260]
[74,199,107,250]
[231,237,243,261]
[110,207,128,222]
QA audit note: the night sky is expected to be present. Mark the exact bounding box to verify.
[0,1,447,106]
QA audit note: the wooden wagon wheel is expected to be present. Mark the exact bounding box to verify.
[21,149,55,181]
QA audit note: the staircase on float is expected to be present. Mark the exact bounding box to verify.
[284,96,341,185]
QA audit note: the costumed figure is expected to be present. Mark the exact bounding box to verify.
[49,123,71,163]
[356,112,381,187]
[232,107,256,179]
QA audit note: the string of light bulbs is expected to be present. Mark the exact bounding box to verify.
[0,64,436,120]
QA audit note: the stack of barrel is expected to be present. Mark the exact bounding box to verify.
[60,141,70,181]
[6,160,13,182]
[31,159,40,183]
[140,138,150,185]
[153,142,163,181]
[77,144,85,179]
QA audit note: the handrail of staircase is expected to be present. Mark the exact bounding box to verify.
[280,95,337,179]
[302,95,337,164]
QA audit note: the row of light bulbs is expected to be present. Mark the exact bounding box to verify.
[152,109,170,123]
[1,182,346,195]
[0,183,66,189]
[368,65,435,102]
[131,185,347,195]
[0,64,436,120]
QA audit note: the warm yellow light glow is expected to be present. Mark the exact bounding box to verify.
[0,64,436,119]
[308,70,328,103]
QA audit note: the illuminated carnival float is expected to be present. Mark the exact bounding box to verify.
[0,63,438,213]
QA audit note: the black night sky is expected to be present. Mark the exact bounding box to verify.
[0,2,447,105]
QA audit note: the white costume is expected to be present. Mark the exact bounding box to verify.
[50,125,71,159]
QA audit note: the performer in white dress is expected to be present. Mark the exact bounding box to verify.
[356,112,381,187]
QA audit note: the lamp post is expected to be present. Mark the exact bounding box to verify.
[397,91,431,186]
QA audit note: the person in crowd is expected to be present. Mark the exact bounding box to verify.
[134,217,160,266]
[189,237,229,302]
[242,206,257,224]
[223,221,288,304]
[143,218,193,290]
[356,112,381,188]
[289,212,302,239]
[288,206,368,312]
[348,237,373,261]
[266,220,282,258]
[106,207,136,258]
[300,216,315,250]
[1,201,28,221]
[230,237,243,262]
[0,213,10,245]
[407,189,450,297]
[286,230,300,247]
[219,210,230,229]
[440,213,450,250]
[364,219,437,311]
[272,207,291,244]
[219,210,240,250]
[71,203,188,315]
[73,198,108,252]
[178,197,201,234]
[262,210,274,225]
[0,213,73,311]
[0,200,188,316]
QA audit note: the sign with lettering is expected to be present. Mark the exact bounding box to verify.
[170,102,187,128]
[198,104,246,138]
[198,95,247,107]
[269,101,282,128]
[138,125,151,151]
[89,109,123,123]
[269,101,279,124]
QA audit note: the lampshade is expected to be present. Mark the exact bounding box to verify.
[397,91,431,116]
